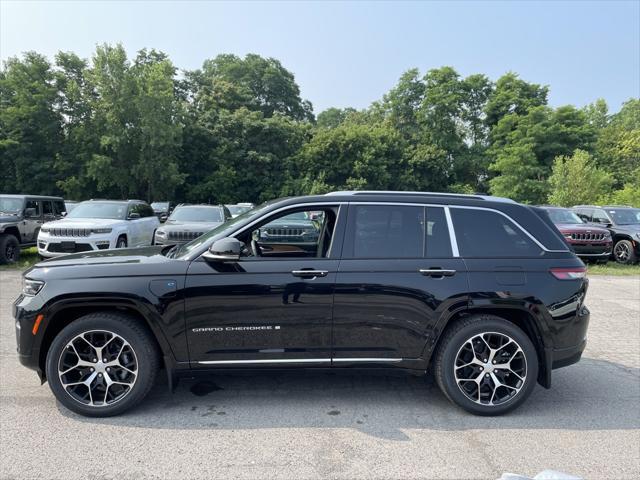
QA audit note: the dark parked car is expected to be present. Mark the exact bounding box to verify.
[573,205,640,264]
[225,203,255,218]
[257,210,321,252]
[14,191,590,417]
[154,204,231,246]
[540,206,612,262]
[150,201,176,222]
[0,194,65,264]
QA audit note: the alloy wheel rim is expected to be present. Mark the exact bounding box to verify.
[58,330,138,407]
[615,243,630,261]
[454,331,527,406]
[6,245,15,260]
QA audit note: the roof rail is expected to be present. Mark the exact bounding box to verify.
[325,190,516,203]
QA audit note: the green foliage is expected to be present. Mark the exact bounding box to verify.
[548,150,613,207]
[0,46,637,207]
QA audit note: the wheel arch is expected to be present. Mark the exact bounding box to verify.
[430,305,550,388]
[1,227,21,242]
[38,301,170,379]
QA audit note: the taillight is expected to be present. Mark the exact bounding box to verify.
[550,267,587,280]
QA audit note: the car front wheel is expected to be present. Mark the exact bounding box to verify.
[433,314,538,416]
[0,234,20,264]
[45,312,159,417]
[613,239,637,264]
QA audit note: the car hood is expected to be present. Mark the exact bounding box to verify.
[0,214,21,224]
[555,223,610,233]
[613,223,640,233]
[25,246,188,280]
[159,221,223,232]
[42,218,127,228]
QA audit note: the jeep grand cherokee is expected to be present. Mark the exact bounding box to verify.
[13,191,590,417]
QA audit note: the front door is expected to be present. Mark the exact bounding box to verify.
[332,204,469,368]
[184,204,345,367]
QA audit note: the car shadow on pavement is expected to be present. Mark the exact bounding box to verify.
[60,356,640,440]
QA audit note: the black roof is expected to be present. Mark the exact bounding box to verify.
[1,194,63,200]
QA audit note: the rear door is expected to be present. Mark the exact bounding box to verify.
[332,203,469,368]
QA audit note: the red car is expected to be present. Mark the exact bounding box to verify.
[542,206,612,263]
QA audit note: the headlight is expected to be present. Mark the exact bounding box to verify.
[156,230,166,237]
[40,227,49,233]
[91,228,113,234]
[23,278,45,296]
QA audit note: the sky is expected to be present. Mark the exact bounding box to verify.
[1,0,639,114]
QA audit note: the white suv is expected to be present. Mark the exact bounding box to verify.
[38,200,159,258]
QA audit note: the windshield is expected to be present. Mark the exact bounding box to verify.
[169,207,223,223]
[173,201,272,259]
[151,202,169,211]
[67,202,127,220]
[227,205,252,216]
[65,202,78,212]
[0,197,23,214]
[607,208,640,225]
[547,209,584,225]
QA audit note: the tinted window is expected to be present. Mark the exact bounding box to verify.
[169,207,224,222]
[606,208,640,225]
[140,204,155,217]
[451,208,542,257]
[54,200,66,215]
[425,207,452,258]
[68,202,127,220]
[25,200,41,217]
[592,209,610,224]
[547,208,584,225]
[43,201,53,215]
[347,205,424,258]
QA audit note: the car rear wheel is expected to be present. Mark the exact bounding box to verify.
[45,312,159,417]
[613,239,637,264]
[433,314,538,416]
[0,234,20,264]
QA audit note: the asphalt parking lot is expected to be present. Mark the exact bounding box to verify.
[1,270,638,480]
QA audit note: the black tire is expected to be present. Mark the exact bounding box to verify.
[613,239,637,264]
[0,234,20,264]
[116,235,127,249]
[433,314,538,416]
[45,312,160,417]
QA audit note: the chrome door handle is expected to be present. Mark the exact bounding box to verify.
[419,269,456,277]
[291,270,329,279]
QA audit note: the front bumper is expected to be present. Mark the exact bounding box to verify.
[13,293,45,375]
[38,232,115,257]
[569,242,612,258]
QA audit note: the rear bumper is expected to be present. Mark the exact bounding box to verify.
[540,304,590,388]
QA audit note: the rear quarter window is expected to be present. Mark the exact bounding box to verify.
[451,208,543,258]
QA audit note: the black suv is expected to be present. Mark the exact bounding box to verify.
[573,205,640,264]
[14,191,590,417]
[0,194,66,264]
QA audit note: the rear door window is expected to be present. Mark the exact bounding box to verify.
[451,208,542,258]
[425,207,452,258]
[345,205,424,258]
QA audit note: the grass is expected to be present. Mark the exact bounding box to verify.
[0,247,39,271]
[1,247,639,276]
[586,262,640,276]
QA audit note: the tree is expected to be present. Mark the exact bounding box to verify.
[548,150,613,206]
[0,52,62,194]
[191,54,314,121]
[316,107,357,129]
[594,99,640,187]
[489,143,549,203]
[485,72,548,127]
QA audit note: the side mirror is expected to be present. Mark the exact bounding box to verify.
[202,238,242,262]
[61,211,67,217]
[128,212,141,219]
[160,214,168,222]
[24,208,37,218]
